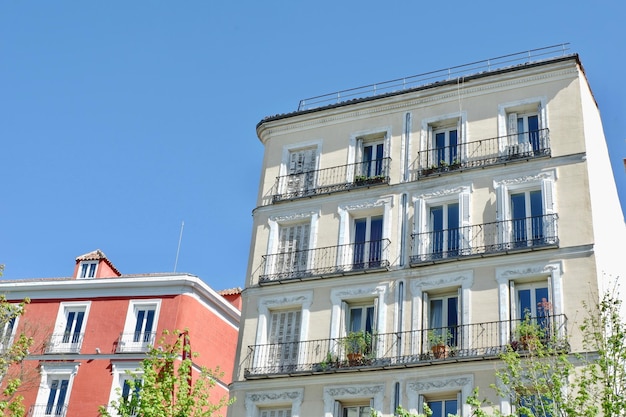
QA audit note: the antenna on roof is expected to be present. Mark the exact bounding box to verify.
[174,221,184,272]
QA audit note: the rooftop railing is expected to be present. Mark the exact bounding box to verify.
[259,239,391,284]
[410,214,558,266]
[297,44,571,111]
[271,158,390,204]
[244,315,568,378]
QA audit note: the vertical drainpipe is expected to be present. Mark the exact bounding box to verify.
[400,112,411,267]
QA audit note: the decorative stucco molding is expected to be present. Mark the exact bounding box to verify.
[245,388,304,417]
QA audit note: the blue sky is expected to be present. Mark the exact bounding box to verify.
[1,2,625,291]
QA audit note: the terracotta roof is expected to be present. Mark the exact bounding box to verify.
[75,249,121,276]
[218,287,242,296]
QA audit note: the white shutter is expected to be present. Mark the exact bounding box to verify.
[541,178,556,243]
[414,199,426,257]
[457,118,464,162]
[427,125,434,167]
[509,281,517,321]
[356,138,364,176]
[495,185,508,246]
[418,395,425,415]
[342,301,349,336]
[459,192,471,252]
[334,401,342,417]
[508,113,518,136]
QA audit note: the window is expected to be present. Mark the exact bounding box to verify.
[118,301,160,353]
[499,98,547,158]
[106,362,142,417]
[0,314,17,352]
[360,140,384,177]
[495,171,556,249]
[285,148,317,195]
[429,203,459,258]
[47,302,89,354]
[78,261,97,279]
[353,215,383,269]
[267,310,301,373]
[507,111,541,154]
[425,397,459,417]
[276,222,310,275]
[427,294,459,348]
[511,190,544,247]
[340,403,371,417]
[433,126,459,167]
[518,394,553,417]
[351,131,389,183]
[33,363,78,417]
[260,408,292,417]
[413,187,470,262]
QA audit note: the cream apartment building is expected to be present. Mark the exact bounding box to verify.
[228,45,625,417]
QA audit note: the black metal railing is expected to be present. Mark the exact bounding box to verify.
[259,239,391,283]
[45,332,85,354]
[116,331,157,353]
[410,213,558,265]
[244,315,568,378]
[29,404,69,417]
[271,158,391,203]
[414,129,550,179]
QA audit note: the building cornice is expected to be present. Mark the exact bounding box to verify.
[0,274,240,327]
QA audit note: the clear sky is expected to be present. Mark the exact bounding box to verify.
[1,2,625,291]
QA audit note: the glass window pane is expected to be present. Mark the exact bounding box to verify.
[518,289,532,319]
[430,299,443,329]
[445,399,458,416]
[350,308,362,333]
[429,400,443,417]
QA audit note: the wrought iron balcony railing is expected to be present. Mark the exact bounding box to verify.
[413,129,550,179]
[271,158,391,203]
[410,213,558,265]
[116,331,157,353]
[29,404,69,417]
[244,315,568,378]
[45,332,85,354]
[259,239,391,284]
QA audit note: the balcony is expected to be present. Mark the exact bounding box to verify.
[410,214,558,266]
[243,315,568,378]
[259,239,391,284]
[29,404,68,417]
[116,331,157,353]
[45,333,85,354]
[413,129,550,179]
[271,158,391,204]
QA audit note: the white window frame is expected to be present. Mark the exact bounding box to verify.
[338,197,392,271]
[0,307,19,353]
[330,284,387,357]
[47,302,91,354]
[106,362,143,417]
[265,211,319,280]
[494,171,556,246]
[410,271,473,355]
[77,261,98,279]
[496,261,564,349]
[413,185,471,259]
[34,362,80,417]
[348,128,391,181]
[244,388,304,417]
[420,113,466,167]
[406,374,473,417]
[498,97,547,154]
[278,141,322,196]
[118,300,161,353]
[323,384,384,417]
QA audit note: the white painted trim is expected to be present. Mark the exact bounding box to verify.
[330,284,388,341]
[105,361,142,415]
[406,374,474,416]
[279,140,323,177]
[245,388,304,417]
[323,383,385,417]
[35,362,80,413]
[255,291,313,347]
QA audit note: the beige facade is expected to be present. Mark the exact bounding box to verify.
[229,53,625,417]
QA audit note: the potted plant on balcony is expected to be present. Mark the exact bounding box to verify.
[450,158,461,170]
[421,165,438,176]
[516,314,543,351]
[342,330,372,364]
[428,329,452,359]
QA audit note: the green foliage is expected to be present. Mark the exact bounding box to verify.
[100,329,234,417]
[393,404,436,417]
[0,282,33,417]
[467,283,626,417]
[342,331,372,355]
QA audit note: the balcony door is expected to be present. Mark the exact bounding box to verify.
[353,216,383,269]
[267,310,301,372]
[286,148,316,195]
[45,378,69,416]
[509,112,541,153]
[430,203,459,258]
[433,127,458,166]
[277,223,310,275]
[510,190,543,247]
[427,294,459,347]
[516,283,550,330]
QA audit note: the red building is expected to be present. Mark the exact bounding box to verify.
[0,250,241,417]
